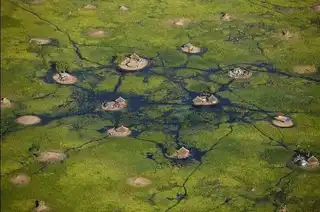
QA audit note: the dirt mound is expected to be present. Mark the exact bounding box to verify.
[10,174,30,185]
[87,29,106,37]
[52,73,78,85]
[168,18,191,27]
[312,4,320,12]
[271,116,294,128]
[1,97,12,109]
[34,200,49,212]
[84,4,96,9]
[126,177,152,187]
[16,115,41,125]
[118,53,149,71]
[36,151,66,164]
[221,13,233,21]
[293,65,317,74]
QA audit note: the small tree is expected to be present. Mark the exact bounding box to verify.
[55,61,70,73]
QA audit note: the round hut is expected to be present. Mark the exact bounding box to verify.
[16,115,41,125]
[271,115,294,128]
[107,125,132,137]
[1,97,12,109]
[53,72,78,85]
[181,43,202,54]
[228,67,252,79]
[118,53,149,71]
[101,97,127,111]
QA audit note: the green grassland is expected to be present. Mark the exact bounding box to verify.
[1,0,320,211]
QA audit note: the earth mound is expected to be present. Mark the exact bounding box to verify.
[118,53,149,71]
[120,5,129,11]
[102,97,127,111]
[293,65,316,74]
[181,43,202,54]
[87,29,106,37]
[10,174,30,185]
[84,4,96,9]
[36,151,67,164]
[34,200,49,212]
[193,93,219,106]
[271,115,294,128]
[221,13,232,21]
[16,115,41,125]
[126,177,152,187]
[228,67,252,79]
[312,4,320,12]
[168,18,191,27]
[53,72,78,85]
[107,125,131,137]
[1,97,12,109]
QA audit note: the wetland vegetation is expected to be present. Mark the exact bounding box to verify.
[1,0,320,211]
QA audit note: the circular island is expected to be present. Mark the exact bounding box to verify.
[228,67,252,79]
[181,43,202,54]
[118,53,149,72]
[1,97,12,109]
[192,92,219,107]
[10,174,30,185]
[101,97,127,111]
[36,151,67,164]
[271,115,294,128]
[16,115,41,125]
[107,125,132,137]
[53,72,78,85]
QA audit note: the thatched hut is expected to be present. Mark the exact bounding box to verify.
[307,156,319,168]
[101,97,127,111]
[171,147,191,159]
[52,72,78,85]
[118,53,149,71]
[228,68,252,79]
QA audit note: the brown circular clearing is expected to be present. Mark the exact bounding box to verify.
[36,151,67,164]
[87,29,106,37]
[168,18,191,27]
[1,97,12,109]
[53,73,78,85]
[10,174,30,185]
[271,116,294,128]
[118,53,149,71]
[293,65,317,74]
[126,177,152,187]
[220,13,233,21]
[312,4,320,12]
[181,43,201,54]
[16,115,41,125]
[84,4,97,9]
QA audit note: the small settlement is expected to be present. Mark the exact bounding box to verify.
[181,43,202,54]
[228,67,252,79]
[53,72,78,85]
[272,115,294,128]
[118,53,149,71]
[102,97,127,111]
[193,92,219,106]
[292,153,319,169]
[107,125,132,137]
[170,147,191,159]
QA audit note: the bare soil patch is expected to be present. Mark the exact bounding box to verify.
[1,97,13,109]
[312,4,320,12]
[87,29,107,38]
[36,151,66,164]
[34,200,50,212]
[167,18,191,27]
[10,174,30,185]
[16,115,41,125]
[84,4,96,10]
[53,73,78,85]
[126,177,152,187]
[293,65,317,74]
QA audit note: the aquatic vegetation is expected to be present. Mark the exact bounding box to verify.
[1,0,319,211]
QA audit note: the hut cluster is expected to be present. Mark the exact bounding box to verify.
[272,115,294,128]
[192,92,219,106]
[292,152,319,169]
[102,97,127,111]
[107,125,132,137]
[53,72,78,85]
[181,43,202,54]
[119,53,149,71]
[228,67,252,79]
[170,147,191,159]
